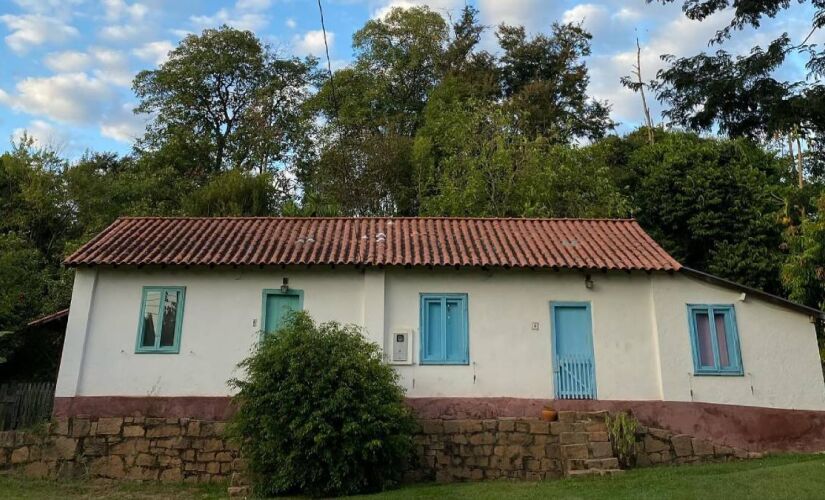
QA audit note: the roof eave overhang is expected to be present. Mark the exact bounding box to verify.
[680,267,825,320]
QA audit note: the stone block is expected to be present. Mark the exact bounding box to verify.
[203,439,224,452]
[186,421,201,437]
[71,419,91,437]
[589,441,613,458]
[529,421,550,435]
[469,432,494,445]
[515,421,531,433]
[96,417,124,436]
[136,453,156,467]
[559,432,588,445]
[692,438,714,456]
[715,445,734,457]
[561,444,588,460]
[451,434,468,444]
[207,461,221,474]
[52,419,70,436]
[482,420,498,432]
[442,420,461,434]
[643,435,670,453]
[89,455,125,479]
[123,425,145,437]
[459,420,483,433]
[216,451,234,462]
[11,446,30,464]
[498,419,516,432]
[147,425,181,438]
[420,420,443,434]
[585,421,607,433]
[161,468,183,481]
[550,422,574,435]
[53,436,78,459]
[557,411,578,423]
[588,431,609,442]
[508,432,531,446]
[671,434,693,457]
[648,427,671,440]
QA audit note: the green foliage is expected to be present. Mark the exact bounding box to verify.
[303,6,613,214]
[598,131,786,293]
[134,25,316,174]
[414,100,627,217]
[606,412,639,468]
[183,169,290,216]
[783,195,825,310]
[228,312,415,497]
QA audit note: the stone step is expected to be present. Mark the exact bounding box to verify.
[565,457,620,471]
[567,468,624,478]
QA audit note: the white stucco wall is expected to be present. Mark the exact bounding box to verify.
[651,273,825,410]
[56,266,825,410]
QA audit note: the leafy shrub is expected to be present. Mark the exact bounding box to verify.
[606,411,639,468]
[229,311,415,497]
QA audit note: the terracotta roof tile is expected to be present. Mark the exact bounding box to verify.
[64,217,682,271]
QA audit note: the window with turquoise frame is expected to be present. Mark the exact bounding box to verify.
[135,286,186,353]
[687,304,743,375]
[420,293,469,365]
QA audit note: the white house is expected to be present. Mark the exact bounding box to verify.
[54,217,825,449]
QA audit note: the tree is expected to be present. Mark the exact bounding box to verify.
[497,23,614,141]
[783,195,825,309]
[303,7,613,214]
[133,25,316,175]
[651,1,825,183]
[413,94,627,217]
[183,169,291,216]
[599,130,786,292]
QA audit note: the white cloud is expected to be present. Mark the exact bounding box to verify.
[12,119,67,149]
[89,47,133,86]
[100,103,145,142]
[12,0,84,16]
[372,0,463,19]
[0,72,113,124]
[293,30,335,57]
[190,8,268,31]
[285,17,296,29]
[44,50,92,72]
[235,0,272,11]
[562,4,609,32]
[133,40,174,66]
[102,0,148,21]
[0,14,79,53]
[99,23,147,41]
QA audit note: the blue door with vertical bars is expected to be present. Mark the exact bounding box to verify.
[551,302,596,399]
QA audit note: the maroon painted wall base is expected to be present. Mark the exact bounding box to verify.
[54,396,825,453]
[53,396,235,421]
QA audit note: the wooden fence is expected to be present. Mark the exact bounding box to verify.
[0,382,55,431]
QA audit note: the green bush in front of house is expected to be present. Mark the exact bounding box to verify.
[228,311,416,497]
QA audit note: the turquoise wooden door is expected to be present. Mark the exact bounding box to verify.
[263,293,301,334]
[551,302,596,399]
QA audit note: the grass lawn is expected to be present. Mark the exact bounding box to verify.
[2,455,825,499]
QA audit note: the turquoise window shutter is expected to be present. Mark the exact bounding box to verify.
[420,294,469,365]
[687,304,743,376]
[135,286,186,354]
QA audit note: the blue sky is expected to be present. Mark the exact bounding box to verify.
[0,0,819,158]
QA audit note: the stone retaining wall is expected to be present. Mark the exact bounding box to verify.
[0,417,243,483]
[410,411,621,482]
[636,423,761,466]
[0,412,762,486]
